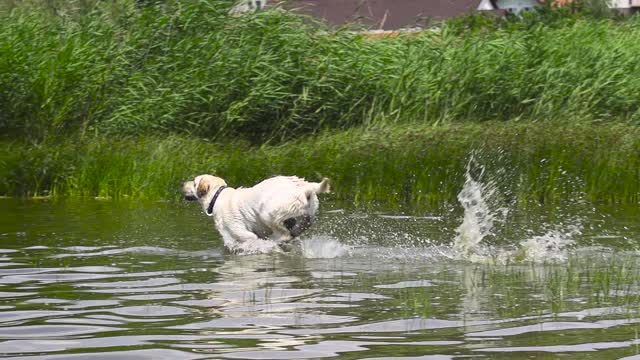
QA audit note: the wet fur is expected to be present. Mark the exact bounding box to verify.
[182,175,330,252]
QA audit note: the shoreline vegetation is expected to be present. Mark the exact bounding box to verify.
[2,123,638,205]
[1,1,639,206]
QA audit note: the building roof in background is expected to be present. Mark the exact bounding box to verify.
[262,0,636,30]
[283,0,496,30]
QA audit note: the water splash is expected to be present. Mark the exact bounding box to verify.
[230,239,280,255]
[230,235,353,258]
[452,156,502,259]
[451,154,578,264]
[300,236,352,259]
[513,225,579,263]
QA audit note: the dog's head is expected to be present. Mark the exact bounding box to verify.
[182,174,227,202]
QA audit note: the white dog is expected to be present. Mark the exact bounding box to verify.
[182,175,330,252]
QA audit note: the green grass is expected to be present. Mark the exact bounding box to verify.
[1,1,640,144]
[1,123,638,205]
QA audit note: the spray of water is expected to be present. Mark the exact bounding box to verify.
[452,154,579,264]
[453,157,498,259]
[514,227,578,262]
[300,236,352,259]
[231,239,280,254]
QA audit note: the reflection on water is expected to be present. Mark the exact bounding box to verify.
[0,198,639,359]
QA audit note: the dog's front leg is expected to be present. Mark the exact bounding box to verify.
[221,225,261,250]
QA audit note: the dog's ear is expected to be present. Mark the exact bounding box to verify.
[196,179,210,198]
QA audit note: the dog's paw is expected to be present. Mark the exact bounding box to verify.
[277,239,301,253]
[278,241,294,252]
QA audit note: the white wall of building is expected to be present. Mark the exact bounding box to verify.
[230,0,268,16]
[477,0,497,10]
[494,0,540,13]
[610,0,631,9]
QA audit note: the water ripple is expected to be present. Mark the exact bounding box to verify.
[1,198,640,358]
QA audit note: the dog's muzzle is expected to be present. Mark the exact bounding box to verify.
[182,181,198,201]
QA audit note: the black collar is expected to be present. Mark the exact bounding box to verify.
[206,186,227,216]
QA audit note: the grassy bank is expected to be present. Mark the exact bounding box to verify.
[2,123,638,206]
[1,1,640,143]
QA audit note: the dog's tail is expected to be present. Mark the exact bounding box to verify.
[313,178,331,194]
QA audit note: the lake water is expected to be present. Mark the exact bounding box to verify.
[1,182,640,359]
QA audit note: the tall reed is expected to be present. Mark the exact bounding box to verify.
[1,1,639,143]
